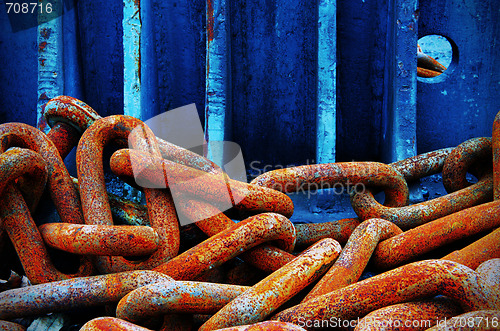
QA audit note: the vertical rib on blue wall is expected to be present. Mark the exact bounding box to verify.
[316,0,337,164]
[140,0,158,120]
[381,0,418,162]
[205,0,231,163]
[62,0,84,101]
[37,1,64,133]
[123,0,141,118]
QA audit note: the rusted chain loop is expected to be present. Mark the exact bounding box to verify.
[0,147,47,213]
[80,317,154,331]
[355,298,462,331]
[0,123,85,225]
[250,162,409,208]
[390,147,453,182]
[493,110,500,200]
[0,270,173,320]
[442,137,492,193]
[179,199,295,273]
[200,238,342,330]
[39,223,159,256]
[425,310,500,331]
[116,281,249,324]
[215,321,307,331]
[294,218,360,247]
[442,227,500,270]
[372,200,500,270]
[303,218,402,302]
[153,213,296,280]
[76,115,180,273]
[274,260,494,326]
[43,95,100,158]
[110,148,294,218]
[350,172,493,229]
[0,149,93,284]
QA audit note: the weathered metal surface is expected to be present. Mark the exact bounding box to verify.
[390,148,453,182]
[200,238,342,330]
[153,213,296,280]
[178,199,295,273]
[76,115,179,273]
[350,173,493,229]
[303,218,402,301]
[0,123,85,225]
[274,260,493,326]
[294,218,360,247]
[356,298,462,330]
[425,310,500,331]
[442,137,492,193]
[44,95,101,157]
[39,223,159,256]
[372,200,500,270]
[0,150,92,284]
[442,228,500,270]
[80,317,154,331]
[110,148,294,217]
[0,271,172,320]
[251,162,409,208]
[475,258,500,309]
[117,281,249,323]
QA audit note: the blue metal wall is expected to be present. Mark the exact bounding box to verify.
[1,0,498,169]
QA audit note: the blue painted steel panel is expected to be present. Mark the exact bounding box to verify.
[230,0,318,171]
[417,0,500,152]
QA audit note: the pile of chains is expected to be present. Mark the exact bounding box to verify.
[0,95,499,331]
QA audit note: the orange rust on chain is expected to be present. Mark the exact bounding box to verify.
[39,223,159,256]
[442,137,492,193]
[0,147,47,213]
[80,317,154,331]
[426,310,500,330]
[0,149,93,284]
[153,213,296,280]
[350,173,493,229]
[442,228,500,269]
[355,298,462,330]
[200,238,342,330]
[0,123,85,225]
[274,260,494,327]
[0,271,173,320]
[250,162,409,208]
[215,321,307,331]
[303,218,402,302]
[390,147,452,182]
[178,199,295,273]
[43,96,101,158]
[110,148,294,217]
[493,110,500,200]
[76,115,180,273]
[372,200,500,270]
[294,218,360,247]
[116,281,249,324]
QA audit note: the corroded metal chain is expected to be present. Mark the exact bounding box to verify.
[1,96,499,330]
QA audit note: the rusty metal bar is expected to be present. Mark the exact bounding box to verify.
[0,271,173,320]
[116,281,249,323]
[200,238,342,330]
[303,218,402,302]
[81,317,154,331]
[274,260,493,325]
[372,200,500,270]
